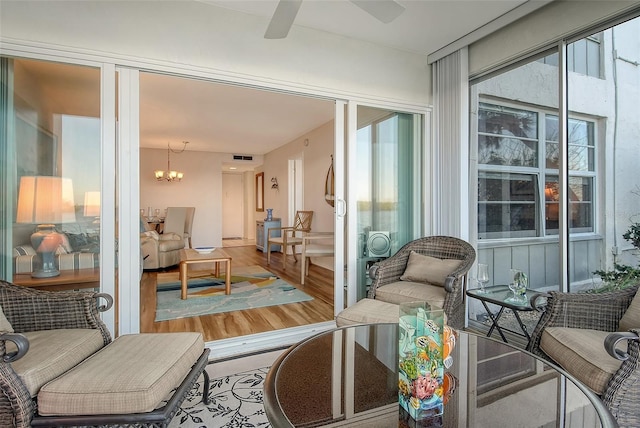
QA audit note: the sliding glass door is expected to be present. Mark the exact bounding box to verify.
[346,104,424,306]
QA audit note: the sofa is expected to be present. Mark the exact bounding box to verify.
[13,230,100,274]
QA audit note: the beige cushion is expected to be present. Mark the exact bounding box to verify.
[10,329,105,397]
[38,332,204,416]
[399,251,461,286]
[540,327,621,395]
[0,305,13,333]
[336,299,399,327]
[375,281,446,307]
[619,290,640,332]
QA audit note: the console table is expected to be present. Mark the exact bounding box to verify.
[256,219,281,253]
[13,268,100,291]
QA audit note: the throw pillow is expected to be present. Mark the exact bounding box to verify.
[0,305,14,333]
[400,251,462,286]
[619,289,640,332]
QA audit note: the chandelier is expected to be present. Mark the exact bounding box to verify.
[155,141,189,182]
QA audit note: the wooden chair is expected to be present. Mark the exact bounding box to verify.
[300,232,334,285]
[266,211,313,270]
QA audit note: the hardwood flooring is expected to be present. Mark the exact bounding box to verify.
[140,245,335,342]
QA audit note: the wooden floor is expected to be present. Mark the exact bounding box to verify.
[140,245,335,342]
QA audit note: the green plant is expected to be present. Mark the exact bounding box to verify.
[591,220,640,293]
[623,222,640,250]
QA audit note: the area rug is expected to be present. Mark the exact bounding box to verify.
[155,266,313,321]
[168,365,271,428]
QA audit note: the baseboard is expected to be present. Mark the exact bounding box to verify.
[205,321,337,359]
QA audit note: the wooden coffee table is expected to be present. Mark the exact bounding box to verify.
[179,248,232,300]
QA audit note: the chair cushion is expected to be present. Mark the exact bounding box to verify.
[619,289,640,332]
[375,281,446,307]
[37,332,204,416]
[9,329,106,397]
[400,251,461,286]
[0,305,13,333]
[336,298,399,327]
[540,327,622,395]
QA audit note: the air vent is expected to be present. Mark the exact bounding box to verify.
[232,155,254,161]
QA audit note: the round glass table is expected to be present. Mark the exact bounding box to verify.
[264,323,617,427]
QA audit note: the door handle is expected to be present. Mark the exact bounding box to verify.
[337,199,347,217]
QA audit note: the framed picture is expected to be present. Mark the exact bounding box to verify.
[255,172,264,212]
[16,113,58,178]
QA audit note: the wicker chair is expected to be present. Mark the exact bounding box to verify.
[367,236,476,329]
[0,280,112,427]
[527,285,640,426]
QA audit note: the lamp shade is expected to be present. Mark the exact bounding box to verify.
[17,176,76,224]
[83,191,101,217]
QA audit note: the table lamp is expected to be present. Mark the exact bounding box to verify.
[83,191,101,224]
[16,176,76,278]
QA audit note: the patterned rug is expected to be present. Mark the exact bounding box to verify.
[169,365,272,428]
[155,266,313,321]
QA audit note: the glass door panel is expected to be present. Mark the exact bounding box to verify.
[567,18,640,292]
[471,53,559,330]
[352,106,420,301]
[1,57,102,288]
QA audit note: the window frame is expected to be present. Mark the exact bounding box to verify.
[477,98,598,240]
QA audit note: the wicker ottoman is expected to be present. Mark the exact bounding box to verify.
[335,298,400,326]
[31,332,210,427]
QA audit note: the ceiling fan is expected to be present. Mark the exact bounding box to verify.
[264,0,405,39]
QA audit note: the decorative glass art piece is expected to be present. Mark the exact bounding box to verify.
[398,301,456,422]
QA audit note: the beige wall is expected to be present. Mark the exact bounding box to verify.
[262,121,334,234]
[140,148,223,247]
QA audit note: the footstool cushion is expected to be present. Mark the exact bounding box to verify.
[336,298,400,326]
[37,332,204,416]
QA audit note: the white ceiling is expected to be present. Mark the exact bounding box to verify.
[202,0,530,55]
[14,0,537,170]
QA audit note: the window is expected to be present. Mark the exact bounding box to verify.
[478,101,596,239]
[539,33,603,78]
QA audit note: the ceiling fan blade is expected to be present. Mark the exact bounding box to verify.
[350,0,405,24]
[264,0,303,39]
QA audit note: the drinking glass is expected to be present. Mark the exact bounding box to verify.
[477,264,489,293]
[508,269,527,301]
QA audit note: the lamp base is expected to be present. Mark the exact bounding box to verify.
[30,224,62,278]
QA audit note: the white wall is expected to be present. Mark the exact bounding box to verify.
[140,148,223,247]
[0,1,430,106]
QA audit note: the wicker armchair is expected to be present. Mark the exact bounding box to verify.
[367,236,476,329]
[527,285,640,426]
[0,280,112,428]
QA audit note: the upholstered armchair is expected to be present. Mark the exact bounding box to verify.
[527,285,640,426]
[0,281,112,428]
[140,230,184,270]
[367,236,476,329]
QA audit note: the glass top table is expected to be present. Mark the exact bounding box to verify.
[264,323,617,427]
[467,285,540,344]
